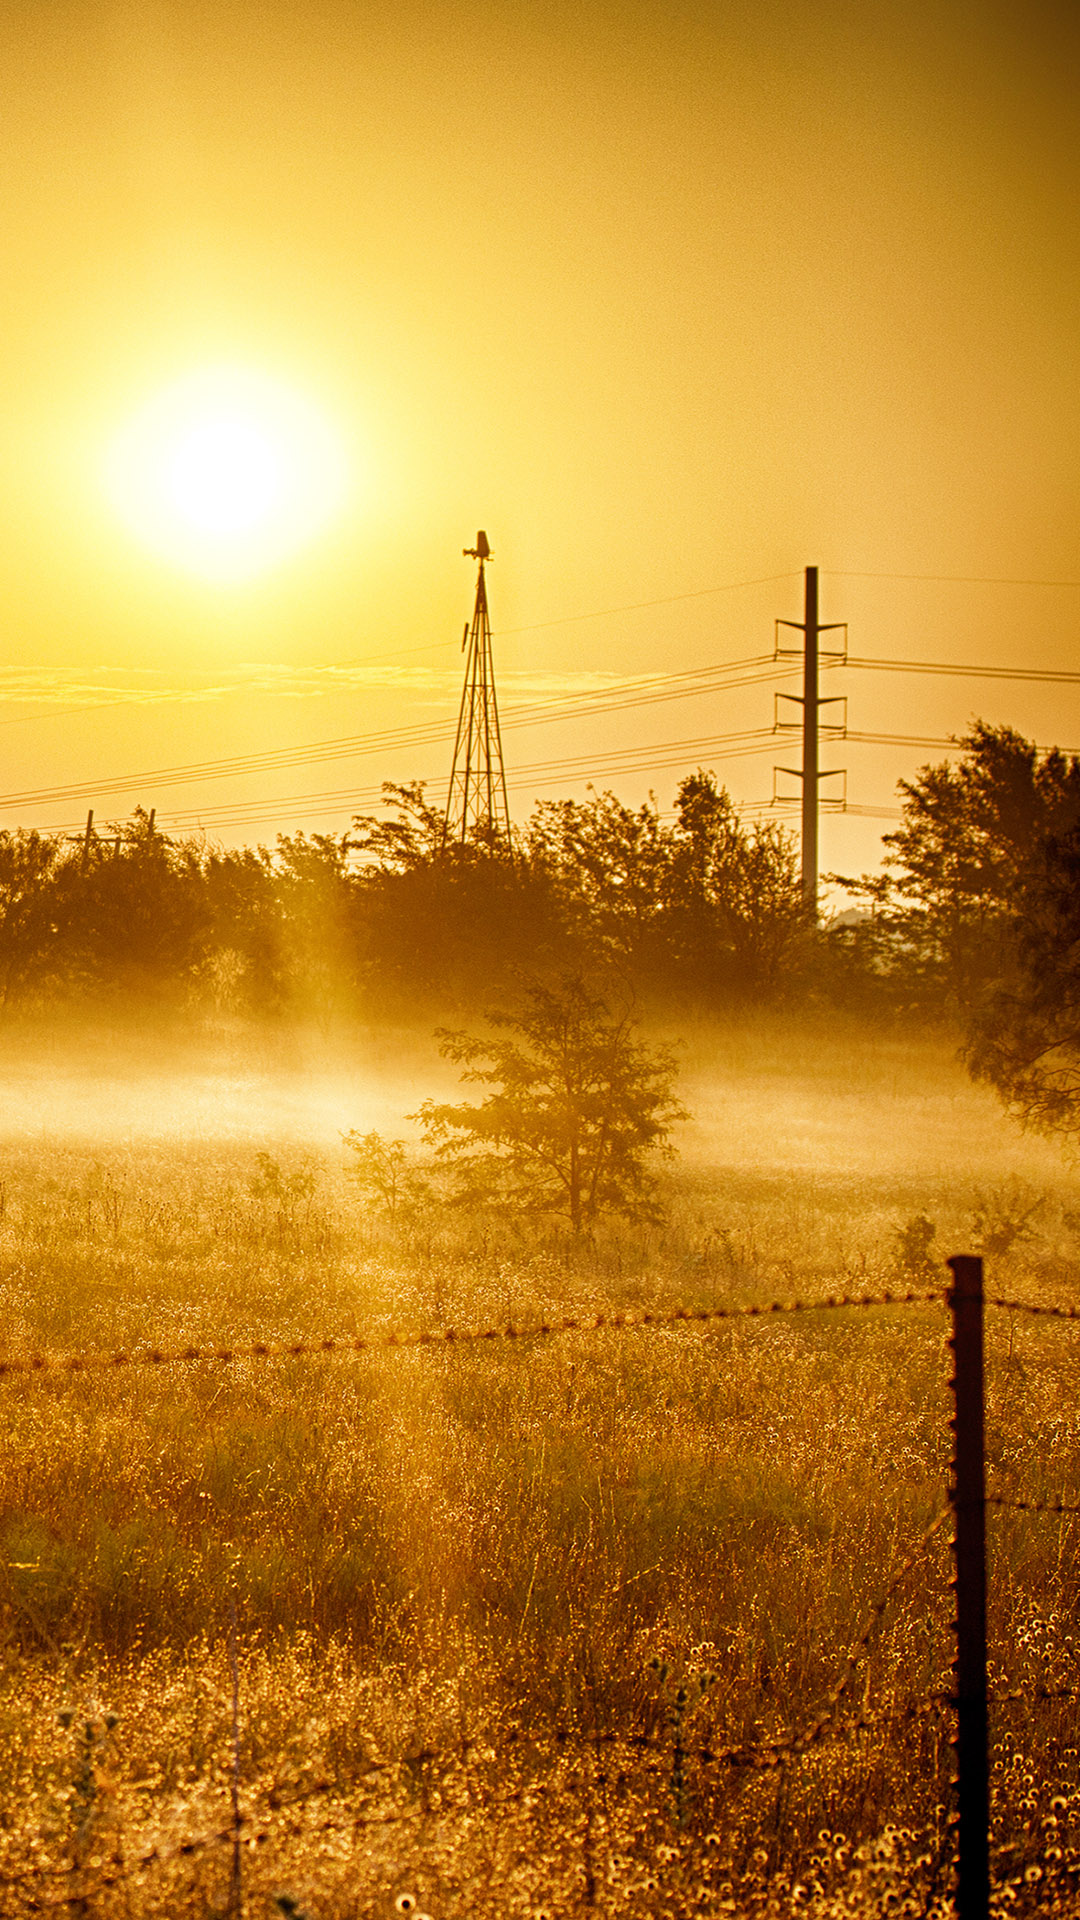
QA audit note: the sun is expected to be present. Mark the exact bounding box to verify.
[104,367,349,583]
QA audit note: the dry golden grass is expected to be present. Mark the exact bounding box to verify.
[0,1012,1078,1914]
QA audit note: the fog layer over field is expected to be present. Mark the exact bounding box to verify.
[0,1008,1073,1190]
[0,1009,1077,1917]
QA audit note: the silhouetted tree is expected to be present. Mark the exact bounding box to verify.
[348,781,447,873]
[200,845,285,1015]
[837,723,1080,1009]
[525,775,808,1004]
[665,771,809,997]
[526,788,672,977]
[60,811,211,1003]
[269,831,363,1021]
[350,783,561,1012]
[415,976,685,1233]
[965,824,1080,1135]
[0,829,68,1007]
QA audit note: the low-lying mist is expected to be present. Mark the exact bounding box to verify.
[0,1003,1076,1916]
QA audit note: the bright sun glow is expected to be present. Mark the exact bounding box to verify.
[104,367,349,582]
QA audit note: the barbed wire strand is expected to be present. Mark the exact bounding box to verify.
[13,1658,1070,1906]
[986,1294,1080,1323]
[0,1288,943,1383]
[0,1513,953,1900]
[986,1494,1080,1516]
[623,1505,953,1777]
[0,1686,952,1900]
[6,1287,1070,1901]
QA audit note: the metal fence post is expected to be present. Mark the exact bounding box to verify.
[947,1253,989,1920]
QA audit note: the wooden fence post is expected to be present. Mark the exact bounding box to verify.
[947,1253,989,1920]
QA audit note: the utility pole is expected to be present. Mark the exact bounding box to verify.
[801,566,819,906]
[443,531,512,853]
[775,567,846,913]
[66,810,126,867]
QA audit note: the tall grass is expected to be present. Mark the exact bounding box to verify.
[0,1013,1078,1913]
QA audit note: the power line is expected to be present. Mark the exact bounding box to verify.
[0,574,797,729]
[164,721,1067,838]
[847,656,1080,685]
[826,569,1080,589]
[0,655,788,811]
[494,570,801,635]
[0,564,1072,738]
[11,710,1075,840]
[0,643,1073,816]
[4,621,1079,835]
[847,730,1080,755]
[60,729,788,835]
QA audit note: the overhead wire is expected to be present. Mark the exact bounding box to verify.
[846,656,1080,686]
[42,728,795,835]
[38,717,1073,839]
[0,655,789,811]
[0,571,799,731]
[493,569,802,634]
[5,648,1075,824]
[825,568,1080,589]
[1,558,1079,831]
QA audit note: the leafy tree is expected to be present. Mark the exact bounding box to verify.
[268,830,363,1021]
[341,1129,429,1221]
[348,780,449,873]
[350,782,561,1013]
[665,771,809,996]
[837,723,1080,1008]
[414,976,685,1233]
[59,810,212,1003]
[525,776,808,1003]
[0,829,69,1008]
[200,845,285,1015]
[965,824,1080,1135]
[525,788,672,975]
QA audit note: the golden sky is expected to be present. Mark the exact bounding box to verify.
[0,0,1076,874]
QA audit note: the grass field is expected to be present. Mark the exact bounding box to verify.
[0,1010,1078,1917]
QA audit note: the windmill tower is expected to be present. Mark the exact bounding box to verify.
[442,531,512,851]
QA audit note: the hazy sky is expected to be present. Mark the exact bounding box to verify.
[0,0,1075,874]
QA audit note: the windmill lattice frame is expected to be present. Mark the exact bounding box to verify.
[442,531,512,852]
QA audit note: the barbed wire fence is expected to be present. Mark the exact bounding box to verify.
[0,1261,1076,1917]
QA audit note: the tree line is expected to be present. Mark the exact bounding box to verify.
[2,722,1080,1135]
[0,772,812,1018]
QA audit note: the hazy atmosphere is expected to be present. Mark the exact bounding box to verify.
[0,4,1078,1917]
[0,0,1074,869]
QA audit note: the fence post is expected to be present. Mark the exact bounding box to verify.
[947,1253,989,1920]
